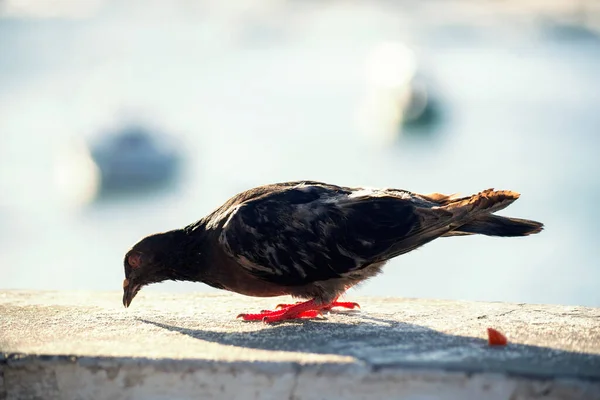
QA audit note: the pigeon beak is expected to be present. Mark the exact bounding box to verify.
[122,278,141,308]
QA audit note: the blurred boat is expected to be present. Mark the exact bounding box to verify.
[89,125,183,194]
[359,41,444,145]
[399,69,443,131]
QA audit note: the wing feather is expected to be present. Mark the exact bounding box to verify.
[218,184,423,286]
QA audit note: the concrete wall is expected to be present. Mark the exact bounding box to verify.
[1,291,599,399]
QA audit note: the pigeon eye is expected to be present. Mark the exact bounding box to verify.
[128,252,143,269]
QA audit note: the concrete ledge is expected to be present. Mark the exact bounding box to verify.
[1,290,599,400]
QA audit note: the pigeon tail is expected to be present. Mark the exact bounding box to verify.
[439,189,544,237]
[446,215,544,237]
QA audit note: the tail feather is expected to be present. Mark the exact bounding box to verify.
[439,188,521,216]
[378,188,542,261]
[420,192,461,204]
[445,215,544,237]
[426,188,544,238]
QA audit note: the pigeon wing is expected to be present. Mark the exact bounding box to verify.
[218,184,425,286]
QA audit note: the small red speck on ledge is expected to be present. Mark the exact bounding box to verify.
[487,327,508,346]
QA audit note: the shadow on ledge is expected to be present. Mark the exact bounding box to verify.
[138,315,600,381]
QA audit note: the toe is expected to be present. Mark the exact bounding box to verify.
[331,301,361,309]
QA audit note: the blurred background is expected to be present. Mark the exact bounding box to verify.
[1,0,599,307]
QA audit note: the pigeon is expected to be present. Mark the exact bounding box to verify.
[122,180,543,323]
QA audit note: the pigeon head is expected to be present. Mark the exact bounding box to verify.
[122,230,190,308]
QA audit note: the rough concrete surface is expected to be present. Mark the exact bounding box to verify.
[1,290,599,400]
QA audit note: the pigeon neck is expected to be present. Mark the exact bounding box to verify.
[165,226,212,282]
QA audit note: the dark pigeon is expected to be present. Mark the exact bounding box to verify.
[122,180,543,322]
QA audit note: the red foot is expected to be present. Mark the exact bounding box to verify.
[276,300,360,311]
[237,298,361,323]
